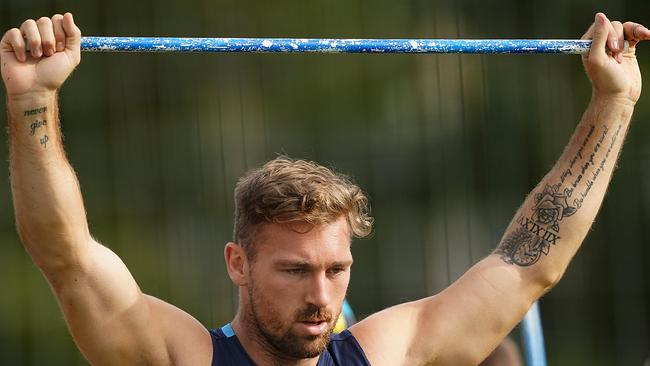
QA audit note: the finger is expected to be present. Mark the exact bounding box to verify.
[590,13,609,63]
[20,19,42,58]
[51,14,65,52]
[36,17,55,56]
[1,28,27,62]
[61,13,81,52]
[581,22,595,41]
[611,21,624,63]
[611,21,624,51]
[624,22,650,42]
[604,16,619,54]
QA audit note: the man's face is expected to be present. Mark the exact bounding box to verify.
[244,216,353,359]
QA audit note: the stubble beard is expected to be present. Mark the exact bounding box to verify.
[245,282,336,360]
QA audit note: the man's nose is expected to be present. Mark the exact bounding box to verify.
[305,272,331,308]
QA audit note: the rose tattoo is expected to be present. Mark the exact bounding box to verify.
[532,184,577,232]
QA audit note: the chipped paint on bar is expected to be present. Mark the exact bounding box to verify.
[80,37,594,54]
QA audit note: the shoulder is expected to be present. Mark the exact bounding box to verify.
[150,296,213,366]
[347,300,427,365]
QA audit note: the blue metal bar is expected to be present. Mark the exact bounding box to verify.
[520,301,548,366]
[80,37,592,54]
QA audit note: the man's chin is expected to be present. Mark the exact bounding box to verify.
[294,337,330,358]
[283,329,332,358]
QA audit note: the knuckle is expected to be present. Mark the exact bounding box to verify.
[52,14,64,20]
[2,29,12,42]
[8,28,21,38]
[21,18,36,27]
[37,16,51,25]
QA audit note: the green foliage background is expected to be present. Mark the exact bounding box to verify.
[0,0,649,365]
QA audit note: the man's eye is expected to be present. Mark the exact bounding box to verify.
[328,267,345,275]
[285,268,305,274]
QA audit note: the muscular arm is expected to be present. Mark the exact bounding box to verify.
[3,14,211,365]
[352,13,650,366]
[9,92,89,273]
[496,96,632,272]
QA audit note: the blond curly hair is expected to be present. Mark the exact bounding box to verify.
[233,156,373,258]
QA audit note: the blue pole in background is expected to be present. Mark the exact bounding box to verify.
[521,301,548,366]
[80,37,593,54]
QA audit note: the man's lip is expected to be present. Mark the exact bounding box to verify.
[299,319,328,323]
[297,320,329,335]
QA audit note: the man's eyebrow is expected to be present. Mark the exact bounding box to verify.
[331,260,354,267]
[274,260,311,267]
[273,259,354,267]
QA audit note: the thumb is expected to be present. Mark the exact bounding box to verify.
[590,13,609,62]
[62,13,81,52]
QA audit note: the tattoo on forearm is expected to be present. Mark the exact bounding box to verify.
[497,123,622,266]
[531,183,577,233]
[21,106,51,149]
[561,125,595,185]
[495,185,569,267]
[573,124,621,209]
[495,226,548,266]
[23,106,47,116]
[40,135,49,149]
[29,119,47,136]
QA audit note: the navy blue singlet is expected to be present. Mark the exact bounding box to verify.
[209,324,372,365]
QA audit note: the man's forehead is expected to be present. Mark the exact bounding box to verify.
[254,218,352,257]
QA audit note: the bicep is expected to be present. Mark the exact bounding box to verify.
[353,255,544,366]
[415,257,534,365]
[47,240,211,365]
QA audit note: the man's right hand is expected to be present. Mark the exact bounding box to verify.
[1,12,81,97]
[581,13,649,104]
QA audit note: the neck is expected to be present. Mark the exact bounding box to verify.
[230,311,321,366]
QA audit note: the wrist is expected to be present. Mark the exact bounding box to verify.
[7,91,57,116]
[7,90,57,104]
[7,92,57,130]
[589,92,636,110]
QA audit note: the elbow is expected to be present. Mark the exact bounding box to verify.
[534,267,565,295]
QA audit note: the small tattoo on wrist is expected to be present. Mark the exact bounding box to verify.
[40,135,49,148]
[24,106,47,116]
[29,119,47,136]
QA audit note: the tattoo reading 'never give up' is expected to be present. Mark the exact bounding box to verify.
[495,123,622,266]
[23,106,49,149]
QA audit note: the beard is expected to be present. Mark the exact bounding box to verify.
[245,282,338,360]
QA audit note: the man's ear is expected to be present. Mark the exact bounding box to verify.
[224,242,249,286]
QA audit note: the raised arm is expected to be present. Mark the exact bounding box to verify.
[351,13,649,366]
[2,13,211,365]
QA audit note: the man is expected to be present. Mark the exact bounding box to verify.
[1,11,648,366]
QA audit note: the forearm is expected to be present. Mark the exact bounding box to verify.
[495,95,635,287]
[8,91,90,272]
